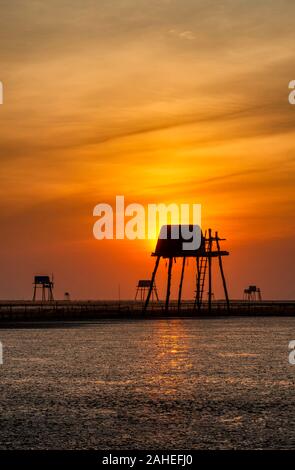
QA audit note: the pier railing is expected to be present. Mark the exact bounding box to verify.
[0,299,294,320]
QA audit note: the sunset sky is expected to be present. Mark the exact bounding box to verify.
[0,0,295,300]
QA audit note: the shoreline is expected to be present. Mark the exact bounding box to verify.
[0,300,294,324]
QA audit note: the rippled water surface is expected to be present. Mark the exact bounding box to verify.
[0,317,295,449]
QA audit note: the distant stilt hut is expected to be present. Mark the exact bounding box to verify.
[135,280,159,302]
[243,285,262,301]
[32,275,54,302]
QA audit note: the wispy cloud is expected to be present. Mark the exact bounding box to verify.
[169,29,196,40]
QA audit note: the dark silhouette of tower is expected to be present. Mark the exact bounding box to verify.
[32,275,54,301]
[243,285,262,301]
[143,225,229,313]
[135,280,159,301]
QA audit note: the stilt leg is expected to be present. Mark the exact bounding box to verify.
[216,231,230,313]
[155,284,159,301]
[177,257,186,311]
[208,229,212,314]
[32,285,36,302]
[143,256,160,312]
[194,257,201,311]
[165,257,173,313]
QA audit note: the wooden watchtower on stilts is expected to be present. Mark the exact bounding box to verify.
[143,225,230,314]
[32,275,54,302]
[243,285,262,301]
[135,280,159,302]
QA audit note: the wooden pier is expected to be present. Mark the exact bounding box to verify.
[0,300,294,323]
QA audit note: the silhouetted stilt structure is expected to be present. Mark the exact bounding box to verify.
[143,225,230,314]
[243,285,262,301]
[135,280,159,301]
[64,292,70,301]
[32,275,54,302]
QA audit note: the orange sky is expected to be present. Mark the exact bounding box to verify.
[0,0,295,300]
